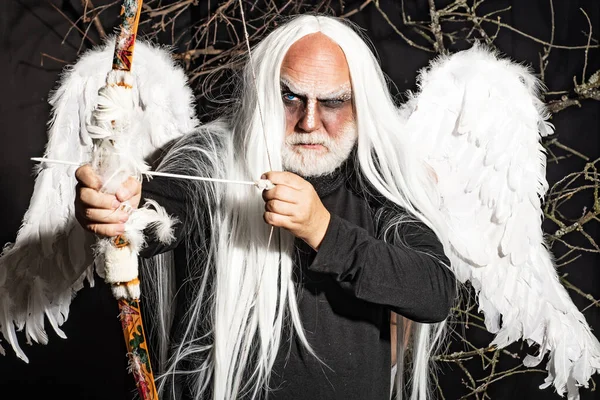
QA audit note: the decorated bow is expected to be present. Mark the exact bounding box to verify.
[88,1,159,398]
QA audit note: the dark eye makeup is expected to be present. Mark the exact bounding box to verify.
[280,87,352,109]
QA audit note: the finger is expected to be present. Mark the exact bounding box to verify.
[262,171,304,189]
[263,211,290,229]
[265,199,295,216]
[78,186,121,210]
[81,207,131,224]
[86,223,126,238]
[262,184,298,204]
[75,164,102,191]
[116,176,142,203]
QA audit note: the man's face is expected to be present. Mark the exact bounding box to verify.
[280,33,357,177]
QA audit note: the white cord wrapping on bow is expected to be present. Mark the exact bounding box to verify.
[89,69,176,300]
[89,70,149,193]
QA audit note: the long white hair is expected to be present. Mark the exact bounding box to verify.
[148,14,453,400]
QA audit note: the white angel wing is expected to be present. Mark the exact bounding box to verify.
[402,43,600,399]
[0,38,198,362]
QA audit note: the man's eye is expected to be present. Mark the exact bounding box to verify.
[282,93,298,102]
[321,98,348,108]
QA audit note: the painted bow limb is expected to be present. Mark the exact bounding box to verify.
[0,0,202,388]
[89,1,160,398]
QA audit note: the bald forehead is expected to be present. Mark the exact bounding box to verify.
[280,32,351,97]
[285,32,346,61]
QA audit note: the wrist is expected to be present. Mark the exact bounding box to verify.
[305,210,331,250]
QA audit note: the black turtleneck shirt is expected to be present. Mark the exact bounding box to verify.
[140,161,455,400]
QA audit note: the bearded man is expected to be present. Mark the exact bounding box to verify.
[74,15,455,400]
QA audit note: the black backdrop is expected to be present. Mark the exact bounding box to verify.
[0,1,598,399]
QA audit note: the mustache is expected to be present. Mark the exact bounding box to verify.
[285,133,333,147]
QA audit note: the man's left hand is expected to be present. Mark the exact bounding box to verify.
[261,171,331,250]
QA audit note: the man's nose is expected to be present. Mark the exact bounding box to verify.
[297,99,321,132]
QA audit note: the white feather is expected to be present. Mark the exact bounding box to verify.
[402,43,600,398]
[0,37,198,361]
[125,199,179,251]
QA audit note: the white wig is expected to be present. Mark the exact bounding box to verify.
[151,14,451,400]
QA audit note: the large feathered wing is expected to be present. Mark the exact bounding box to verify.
[401,44,600,399]
[0,38,198,362]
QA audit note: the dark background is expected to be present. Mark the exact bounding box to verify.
[0,1,598,399]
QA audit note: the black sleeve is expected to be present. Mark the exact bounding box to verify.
[308,213,455,323]
[136,128,224,258]
[138,175,188,258]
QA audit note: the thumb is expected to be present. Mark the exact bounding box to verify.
[116,176,142,205]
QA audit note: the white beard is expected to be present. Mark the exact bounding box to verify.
[281,122,357,177]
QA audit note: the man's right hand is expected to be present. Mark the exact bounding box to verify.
[74,164,142,237]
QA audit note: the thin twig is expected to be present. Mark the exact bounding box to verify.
[339,0,372,18]
[445,11,600,50]
[580,8,593,82]
[428,0,445,52]
[47,0,96,46]
[81,0,107,39]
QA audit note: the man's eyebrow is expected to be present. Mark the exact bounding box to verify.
[280,78,306,96]
[318,86,352,101]
[280,78,352,100]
